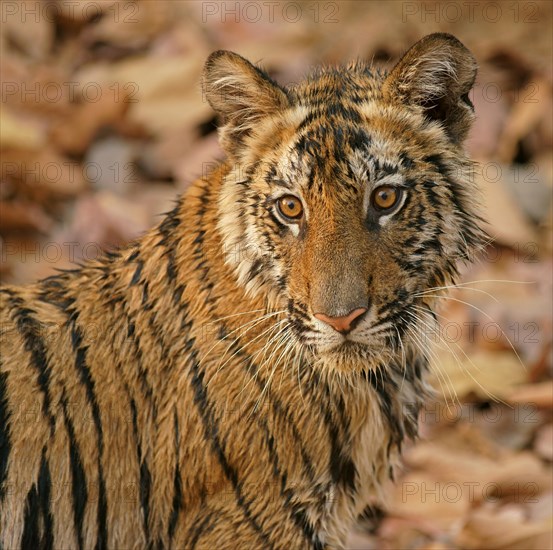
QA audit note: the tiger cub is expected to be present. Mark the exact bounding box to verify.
[1,33,485,549]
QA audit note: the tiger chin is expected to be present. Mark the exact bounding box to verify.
[1,34,486,549]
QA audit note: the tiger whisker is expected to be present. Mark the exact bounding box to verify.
[295,345,306,406]
[393,325,408,391]
[414,279,534,305]
[411,308,512,407]
[209,316,286,387]
[403,316,459,410]
[413,294,526,372]
[407,307,512,408]
[240,321,290,403]
[277,334,300,391]
[250,323,292,414]
[202,309,285,366]
[204,308,267,325]
[404,310,463,408]
[202,309,286,379]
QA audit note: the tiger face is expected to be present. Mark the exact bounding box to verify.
[205,33,485,374]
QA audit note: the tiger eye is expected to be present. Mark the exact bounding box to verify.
[372,186,399,211]
[277,195,303,220]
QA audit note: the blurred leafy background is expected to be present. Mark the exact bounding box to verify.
[1,1,552,548]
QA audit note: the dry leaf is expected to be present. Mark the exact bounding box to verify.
[0,200,53,232]
[390,471,471,530]
[0,107,46,150]
[534,423,553,461]
[73,55,210,136]
[430,350,527,402]
[49,85,130,155]
[456,504,553,549]
[507,381,553,408]
[475,163,537,247]
[1,148,86,197]
[497,78,553,163]
[2,0,54,59]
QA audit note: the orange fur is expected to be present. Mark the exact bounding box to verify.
[1,34,485,548]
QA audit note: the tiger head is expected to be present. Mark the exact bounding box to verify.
[203,33,486,374]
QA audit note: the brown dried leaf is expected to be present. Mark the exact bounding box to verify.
[456,505,553,550]
[534,423,553,461]
[476,165,537,248]
[390,471,471,530]
[507,381,553,408]
[0,107,46,150]
[497,78,553,163]
[1,148,86,197]
[404,443,551,502]
[431,350,527,402]
[49,85,129,155]
[81,1,172,49]
[0,200,53,233]
[2,0,54,60]
[73,54,210,136]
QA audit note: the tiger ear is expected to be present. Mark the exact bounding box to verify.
[382,33,477,143]
[203,50,290,157]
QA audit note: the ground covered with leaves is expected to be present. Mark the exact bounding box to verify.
[1,2,552,548]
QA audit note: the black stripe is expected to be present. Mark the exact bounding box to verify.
[37,448,54,549]
[144,272,324,542]
[168,411,182,541]
[189,511,215,550]
[127,249,140,263]
[167,463,182,540]
[296,111,318,133]
[20,447,53,548]
[267,210,288,233]
[37,275,73,311]
[347,128,371,151]
[108,291,155,407]
[369,372,402,442]
[44,281,109,550]
[129,260,143,286]
[8,297,55,434]
[21,479,40,549]
[188,346,273,548]
[157,206,180,281]
[61,393,86,550]
[306,370,357,493]
[216,330,319,489]
[104,273,156,404]
[191,183,216,302]
[400,151,414,169]
[70,325,108,550]
[130,399,151,541]
[261,421,323,548]
[0,371,10,501]
[423,153,468,229]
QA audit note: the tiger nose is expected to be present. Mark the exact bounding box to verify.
[314,307,368,334]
